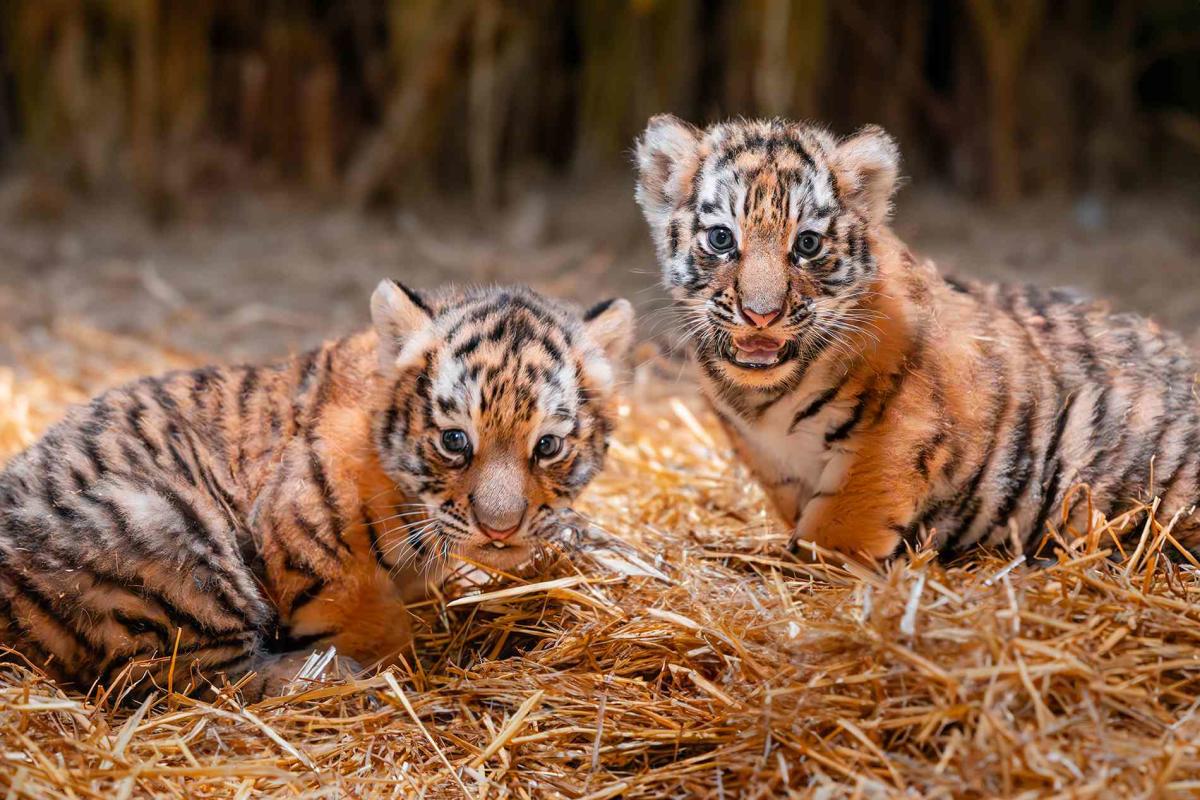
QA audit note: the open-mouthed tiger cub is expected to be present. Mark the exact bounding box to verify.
[0,282,632,697]
[635,114,1200,563]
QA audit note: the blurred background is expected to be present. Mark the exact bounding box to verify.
[0,0,1198,367]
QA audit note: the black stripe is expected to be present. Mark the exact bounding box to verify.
[452,333,483,360]
[295,349,320,391]
[584,298,616,322]
[378,384,403,446]
[186,434,243,519]
[1160,421,1200,505]
[4,568,102,662]
[943,276,973,294]
[1026,394,1077,553]
[111,610,172,646]
[149,377,181,414]
[43,473,86,526]
[200,651,256,675]
[156,481,216,545]
[67,494,246,638]
[176,630,259,657]
[302,349,336,438]
[364,508,395,570]
[394,281,431,315]
[282,546,322,580]
[407,520,430,557]
[165,423,198,486]
[1041,393,1077,479]
[292,509,342,561]
[152,481,260,628]
[126,399,161,459]
[826,392,868,444]
[79,400,112,477]
[1114,366,1186,502]
[1028,463,1064,557]
[790,385,840,432]
[307,449,349,552]
[914,428,949,481]
[0,589,55,664]
[985,399,1038,536]
[237,366,260,417]
[289,580,327,616]
[274,629,336,653]
[942,332,1011,555]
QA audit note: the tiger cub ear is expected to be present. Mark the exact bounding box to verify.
[835,125,901,225]
[581,298,635,390]
[635,114,701,238]
[371,279,433,371]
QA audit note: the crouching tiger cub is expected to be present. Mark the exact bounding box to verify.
[0,282,632,697]
[635,115,1200,563]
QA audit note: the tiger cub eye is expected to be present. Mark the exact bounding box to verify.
[793,231,824,260]
[441,429,469,453]
[706,226,736,254]
[535,434,563,459]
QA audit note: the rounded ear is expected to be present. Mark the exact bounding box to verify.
[634,114,701,237]
[835,125,901,224]
[581,298,634,390]
[371,279,433,370]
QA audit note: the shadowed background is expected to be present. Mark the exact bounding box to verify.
[0,0,1198,364]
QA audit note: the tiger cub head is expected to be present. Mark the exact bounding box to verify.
[370,281,633,571]
[634,115,900,391]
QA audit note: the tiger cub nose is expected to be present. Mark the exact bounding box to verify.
[478,521,520,541]
[471,498,527,541]
[742,304,783,329]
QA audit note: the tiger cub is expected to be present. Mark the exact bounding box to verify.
[0,282,633,697]
[635,115,1200,562]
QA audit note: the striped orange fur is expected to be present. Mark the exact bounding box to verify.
[0,282,633,697]
[635,115,1200,563]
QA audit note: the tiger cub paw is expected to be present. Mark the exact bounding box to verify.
[787,528,900,567]
[241,649,365,701]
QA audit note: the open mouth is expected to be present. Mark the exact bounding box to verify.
[472,533,529,552]
[721,334,796,370]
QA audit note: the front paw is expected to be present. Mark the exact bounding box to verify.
[242,648,365,701]
[787,528,899,565]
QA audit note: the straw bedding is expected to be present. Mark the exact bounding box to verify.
[1,325,1199,799]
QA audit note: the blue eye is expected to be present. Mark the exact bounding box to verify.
[706,226,736,254]
[793,231,824,259]
[535,434,563,459]
[441,429,469,454]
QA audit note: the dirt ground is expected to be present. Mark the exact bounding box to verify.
[0,175,1197,369]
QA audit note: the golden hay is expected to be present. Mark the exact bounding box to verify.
[1,326,1199,798]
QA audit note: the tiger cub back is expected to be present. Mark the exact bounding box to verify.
[634,114,1200,562]
[0,281,632,697]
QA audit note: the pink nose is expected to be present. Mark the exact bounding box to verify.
[743,306,782,328]
[479,522,520,541]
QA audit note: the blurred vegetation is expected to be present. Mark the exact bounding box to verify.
[1,0,1198,215]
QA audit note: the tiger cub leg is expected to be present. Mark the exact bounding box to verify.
[0,472,278,698]
[270,570,414,674]
[238,649,365,700]
[255,465,414,688]
[788,429,944,562]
